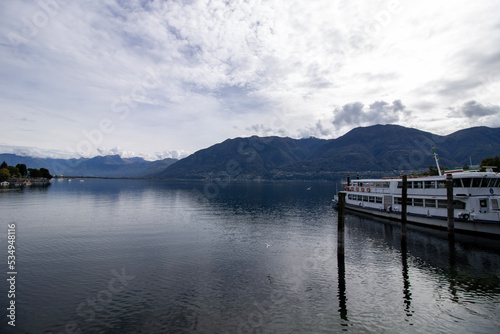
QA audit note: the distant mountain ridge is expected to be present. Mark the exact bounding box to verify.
[156,136,327,179]
[0,154,177,178]
[154,124,500,180]
[2,125,499,179]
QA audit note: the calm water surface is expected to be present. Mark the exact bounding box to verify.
[1,179,499,333]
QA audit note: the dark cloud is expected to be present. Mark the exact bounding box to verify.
[332,102,365,126]
[392,99,405,112]
[454,100,500,118]
[333,99,409,126]
[298,120,332,138]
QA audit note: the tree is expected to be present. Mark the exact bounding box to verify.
[39,168,52,180]
[28,168,41,178]
[481,156,500,171]
[26,168,52,179]
[418,165,447,176]
[0,168,9,182]
[0,161,7,169]
[6,166,20,178]
[16,164,27,177]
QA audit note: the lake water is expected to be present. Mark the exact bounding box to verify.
[1,179,499,333]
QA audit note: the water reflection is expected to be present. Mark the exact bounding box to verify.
[1,179,499,333]
[337,240,349,324]
[448,237,458,302]
[346,212,500,299]
[400,238,413,321]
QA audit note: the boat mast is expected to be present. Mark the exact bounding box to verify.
[432,146,442,176]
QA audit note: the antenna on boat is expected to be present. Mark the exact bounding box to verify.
[432,146,442,176]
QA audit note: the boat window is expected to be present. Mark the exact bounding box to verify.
[492,199,499,210]
[348,194,353,200]
[481,178,489,187]
[397,182,402,188]
[424,181,435,189]
[376,197,383,204]
[413,198,423,207]
[413,181,423,189]
[395,197,402,205]
[461,178,471,187]
[363,196,369,202]
[472,178,482,187]
[425,199,436,208]
[369,196,375,203]
[453,179,462,187]
[437,200,448,208]
[486,178,496,187]
[407,182,413,189]
[407,198,413,206]
[437,181,446,189]
[480,199,488,208]
[453,201,466,210]
[496,179,500,188]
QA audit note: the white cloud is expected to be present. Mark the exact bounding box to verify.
[1,0,500,159]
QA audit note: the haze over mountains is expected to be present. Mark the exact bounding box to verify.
[0,154,177,178]
[2,125,499,180]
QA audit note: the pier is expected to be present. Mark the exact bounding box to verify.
[1,178,51,188]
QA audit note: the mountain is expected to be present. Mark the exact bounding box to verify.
[3,125,499,180]
[0,154,177,178]
[153,125,500,180]
[155,136,327,179]
[301,124,453,172]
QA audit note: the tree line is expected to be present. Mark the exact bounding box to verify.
[0,161,52,182]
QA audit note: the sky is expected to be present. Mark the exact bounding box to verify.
[1,0,500,160]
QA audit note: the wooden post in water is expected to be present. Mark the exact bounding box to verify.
[401,175,408,240]
[446,173,455,236]
[338,192,346,256]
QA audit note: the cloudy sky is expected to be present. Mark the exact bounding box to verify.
[1,0,500,159]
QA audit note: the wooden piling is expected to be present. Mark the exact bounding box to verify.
[401,175,408,240]
[446,174,455,236]
[338,191,346,255]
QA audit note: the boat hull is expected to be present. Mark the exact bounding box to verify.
[344,203,500,238]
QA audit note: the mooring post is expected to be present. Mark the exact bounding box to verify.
[446,173,455,236]
[401,175,408,240]
[338,191,346,255]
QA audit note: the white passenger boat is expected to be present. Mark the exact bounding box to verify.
[335,153,500,237]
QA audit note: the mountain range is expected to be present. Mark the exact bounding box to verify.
[155,124,500,180]
[2,124,499,179]
[0,154,177,178]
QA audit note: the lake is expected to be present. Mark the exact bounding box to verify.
[1,179,499,333]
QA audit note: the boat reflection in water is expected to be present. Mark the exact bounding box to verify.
[337,211,500,331]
